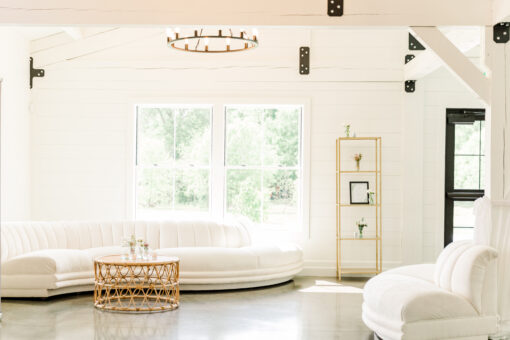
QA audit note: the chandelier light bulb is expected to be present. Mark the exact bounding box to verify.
[166,28,174,38]
[252,28,258,39]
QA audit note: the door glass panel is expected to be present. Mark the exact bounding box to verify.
[447,113,485,244]
[453,201,475,241]
[454,156,480,189]
[455,122,480,155]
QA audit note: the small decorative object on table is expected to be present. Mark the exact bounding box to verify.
[143,242,149,260]
[343,123,351,137]
[354,153,362,171]
[356,218,367,239]
[367,189,375,205]
[121,237,130,260]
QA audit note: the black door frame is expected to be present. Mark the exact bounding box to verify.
[444,108,485,246]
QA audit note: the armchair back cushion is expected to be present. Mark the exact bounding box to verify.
[434,241,498,315]
[1,220,251,262]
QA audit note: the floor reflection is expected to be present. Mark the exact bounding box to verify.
[1,277,372,340]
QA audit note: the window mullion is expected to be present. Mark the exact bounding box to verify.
[260,110,265,224]
[211,103,225,220]
[172,111,177,210]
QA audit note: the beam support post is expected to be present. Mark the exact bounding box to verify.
[483,27,509,200]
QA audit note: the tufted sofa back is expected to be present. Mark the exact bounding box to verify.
[434,240,498,316]
[1,219,251,262]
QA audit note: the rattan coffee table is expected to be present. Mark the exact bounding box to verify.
[94,255,179,313]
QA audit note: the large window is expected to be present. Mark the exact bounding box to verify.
[135,103,304,228]
[225,105,302,227]
[136,105,212,218]
[444,109,485,245]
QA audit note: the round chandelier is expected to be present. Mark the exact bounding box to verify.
[166,28,258,53]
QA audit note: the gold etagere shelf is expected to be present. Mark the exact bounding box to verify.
[336,137,382,280]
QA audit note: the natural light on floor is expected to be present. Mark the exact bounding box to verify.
[299,280,363,294]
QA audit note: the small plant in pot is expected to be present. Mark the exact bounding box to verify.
[367,189,375,204]
[343,123,351,137]
[356,218,367,239]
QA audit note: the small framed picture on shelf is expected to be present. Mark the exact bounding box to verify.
[349,181,369,204]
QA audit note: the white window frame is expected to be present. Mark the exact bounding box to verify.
[126,97,311,234]
[134,104,214,218]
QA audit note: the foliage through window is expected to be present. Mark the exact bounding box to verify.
[225,105,302,226]
[135,104,303,227]
[136,106,211,218]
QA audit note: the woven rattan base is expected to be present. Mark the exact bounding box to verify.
[94,255,180,313]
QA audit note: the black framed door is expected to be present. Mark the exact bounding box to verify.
[444,108,485,246]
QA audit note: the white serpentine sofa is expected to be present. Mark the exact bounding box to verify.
[362,240,499,340]
[0,219,303,297]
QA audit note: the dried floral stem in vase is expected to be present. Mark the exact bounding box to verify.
[354,153,362,171]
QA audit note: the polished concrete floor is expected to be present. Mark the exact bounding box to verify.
[0,277,373,340]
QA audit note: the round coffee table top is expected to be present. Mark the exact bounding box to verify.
[95,255,179,265]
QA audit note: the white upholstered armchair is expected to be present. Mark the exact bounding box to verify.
[362,240,499,340]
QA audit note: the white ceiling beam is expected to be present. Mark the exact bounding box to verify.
[31,28,162,67]
[0,0,491,26]
[407,26,491,105]
[404,28,481,80]
[493,0,510,23]
[61,27,83,40]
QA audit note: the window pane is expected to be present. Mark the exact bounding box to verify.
[136,105,212,217]
[455,121,481,155]
[137,108,174,165]
[174,169,209,211]
[453,228,474,242]
[480,155,485,189]
[454,156,480,189]
[480,120,485,155]
[136,167,173,211]
[225,107,263,166]
[175,108,211,166]
[263,108,301,167]
[453,201,475,241]
[263,170,298,226]
[226,169,262,222]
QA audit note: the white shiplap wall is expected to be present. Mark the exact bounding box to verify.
[30,27,408,275]
[0,29,31,221]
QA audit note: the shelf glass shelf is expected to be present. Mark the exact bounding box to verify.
[338,237,380,241]
[338,204,379,207]
[338,170,379,174]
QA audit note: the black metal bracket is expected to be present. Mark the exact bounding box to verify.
[299,47,310,75]
[405,80,416,93]
[405,54,415,64]
[494,22,510,43]
[30,57,45,89]
[327,0,343,16]
[409,33,425,50]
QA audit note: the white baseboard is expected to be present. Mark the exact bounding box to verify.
[298,260,402,277]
